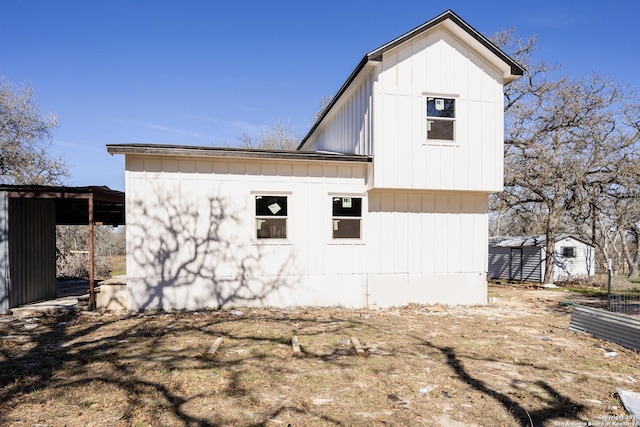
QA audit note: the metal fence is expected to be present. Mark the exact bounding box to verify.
[606,271,640,316]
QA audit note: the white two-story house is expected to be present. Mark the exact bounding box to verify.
[107,10,523,310]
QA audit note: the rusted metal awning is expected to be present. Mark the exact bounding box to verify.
[0,185,125,309]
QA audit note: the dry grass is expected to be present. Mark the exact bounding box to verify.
[109,255,127,277]
[1,284,639,426]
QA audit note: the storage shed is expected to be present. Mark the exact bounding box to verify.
[0,185,125,314]
[107,10,524,310]
[488,235,595,283]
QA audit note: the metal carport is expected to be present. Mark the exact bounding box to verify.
[0,185,125,313]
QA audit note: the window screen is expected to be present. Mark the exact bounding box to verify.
[332,197,362,239]
[256,195,287,239]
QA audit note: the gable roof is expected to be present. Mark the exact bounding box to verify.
[297,9,525,150]
[489,234,594,248]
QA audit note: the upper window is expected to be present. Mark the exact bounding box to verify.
[562,247,576,258]
[426,97,455,141]
[332,197,362,239]
[256,195,287,239]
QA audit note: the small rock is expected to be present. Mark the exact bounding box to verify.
[419,386,436,394]
[230,310,243,316]
[312,397,332,406]
[604,351,619,358]
[387,394,407,405]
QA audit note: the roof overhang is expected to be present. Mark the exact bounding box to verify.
[0,185,125,226]
[107,143,373,163]
[367,10,524,81]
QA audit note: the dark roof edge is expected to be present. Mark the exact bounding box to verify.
[107,143,373,163]
[0,185,123,202]
[297,10,525,151]
[296,55,370,150]
[368,10,524,76]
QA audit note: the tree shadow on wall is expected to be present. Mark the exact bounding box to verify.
[127,194,299,310]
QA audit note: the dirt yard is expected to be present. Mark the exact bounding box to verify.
[1,284,639,426]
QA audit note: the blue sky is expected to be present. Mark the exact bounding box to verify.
[1,1,638,191]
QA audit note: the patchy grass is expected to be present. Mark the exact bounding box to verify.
[109,255,126,276]
[1,285,639,426]
[563,287,609,298]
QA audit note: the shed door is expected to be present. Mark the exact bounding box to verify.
[510,248,523,281]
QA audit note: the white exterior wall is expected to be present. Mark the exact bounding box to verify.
[553,237,596,280]
[125,155,369,310]
[305,73,374,155]
[373,27,505,192]
[365,190,488,306]
[124,155,489,310]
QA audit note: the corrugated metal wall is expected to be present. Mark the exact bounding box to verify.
[8,198,57,309]
[522,247,543,282]
[488,246,542,282]
[0,192,9,313]
[570,305,640,352]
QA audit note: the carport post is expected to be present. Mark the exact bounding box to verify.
[89,197,95,310]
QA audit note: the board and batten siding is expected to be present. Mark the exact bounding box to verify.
[125,155,370,310]
[365,190,489,306]
[304,73,374,156]
[373,27,504,192]
[124,155,489,309]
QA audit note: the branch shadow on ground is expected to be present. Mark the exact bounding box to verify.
[422,340,584,426]
[0,303,590,425]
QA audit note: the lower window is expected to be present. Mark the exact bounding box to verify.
[332,197,362,239]
[256,195,287,239]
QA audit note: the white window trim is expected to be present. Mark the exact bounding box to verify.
[561,246,577,258]
[328,193,366,245]
[251,191,292,244]
[423,93,459,147]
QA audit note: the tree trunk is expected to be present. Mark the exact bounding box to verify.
[543,209,561,285]
[543,231,555,284]
[620,229,640,280]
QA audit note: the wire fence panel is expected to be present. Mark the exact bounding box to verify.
[607,273,640,316]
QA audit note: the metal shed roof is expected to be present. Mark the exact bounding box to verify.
[0,185,125,226]
[489,234,594,248]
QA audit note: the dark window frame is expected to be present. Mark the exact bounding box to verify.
[255,195,288,239]
[562,246,576,258]
[426,96,456,142]
[332,196,362,239]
